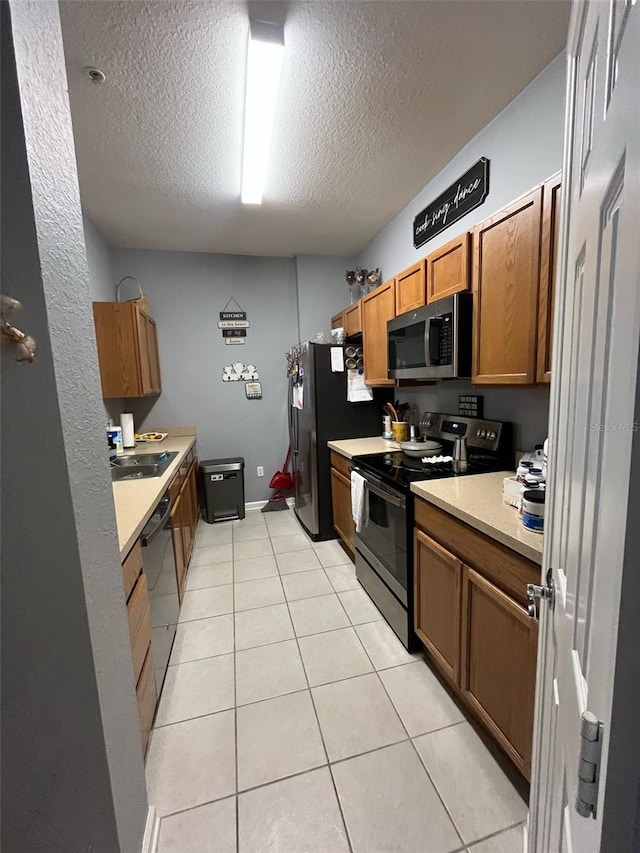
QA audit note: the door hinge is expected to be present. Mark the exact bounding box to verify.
[576,711,603,819]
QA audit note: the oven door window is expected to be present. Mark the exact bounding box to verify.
[388,320,427,370]
[358,487,408,600]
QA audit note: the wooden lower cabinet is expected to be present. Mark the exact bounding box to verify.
[121,539,142,601]
[169,455,200,601]
[414,529,462,683]
[127,572,152,684]
[331,468,355,554]
[330,451,355,554]
[136,645,157,756]
[460,567,538,778]
[171,491,188,600]
[414,497,539,780]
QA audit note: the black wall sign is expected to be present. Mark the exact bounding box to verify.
[219,311,247,321]
[222,328,247,338]
[413,158,490,248]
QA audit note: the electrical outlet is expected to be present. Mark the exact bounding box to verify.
[257,466,264,477]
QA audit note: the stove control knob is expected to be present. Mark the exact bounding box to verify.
[479,429,486,438]
[489,431,496,440]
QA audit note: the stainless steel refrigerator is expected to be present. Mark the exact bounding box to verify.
[288,342,387,541]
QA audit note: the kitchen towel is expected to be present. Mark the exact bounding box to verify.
[351,470,368,533]
[347,369,374,402]
[121,413,135,448]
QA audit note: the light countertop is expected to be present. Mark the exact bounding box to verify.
[113,432,196,560]
[411,471,544,564]
[328,437,401,458]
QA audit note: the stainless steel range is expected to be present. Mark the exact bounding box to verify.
[352,413,513,649]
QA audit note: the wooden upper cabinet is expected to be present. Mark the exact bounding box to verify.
[460,567,538,779]
[344,301,362,337]
[537,173,562,383]
[92,302,162,398]
[362,279,396,386]
[331,311,345,330]
[395,260,426,315]
[472,187,543,385]
[414,529,462,684]
[426,233,471,303]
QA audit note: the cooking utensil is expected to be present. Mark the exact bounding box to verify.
[400,439,443,458]
[385,402,398,422]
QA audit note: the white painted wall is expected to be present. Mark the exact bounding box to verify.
[356,53,566,450]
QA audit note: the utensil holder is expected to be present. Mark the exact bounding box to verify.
[391,421,408,442]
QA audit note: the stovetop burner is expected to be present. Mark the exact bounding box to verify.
[354,449,510,492]
[353,413,513,493]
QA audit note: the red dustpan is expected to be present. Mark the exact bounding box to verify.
[262,446,294,513]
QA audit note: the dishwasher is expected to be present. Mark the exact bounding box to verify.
[140,490,179,700]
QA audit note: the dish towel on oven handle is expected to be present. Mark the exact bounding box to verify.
[351,470,368,532]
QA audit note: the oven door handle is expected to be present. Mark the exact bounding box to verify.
[363,478,406,508]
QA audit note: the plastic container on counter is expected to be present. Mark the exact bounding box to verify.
[522,489,545,533]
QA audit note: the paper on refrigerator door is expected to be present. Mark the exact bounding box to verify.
[292,383,304,409]
[347,369,373,402]
[330,347,345,372]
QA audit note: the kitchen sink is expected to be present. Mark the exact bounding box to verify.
[110,451,178,481]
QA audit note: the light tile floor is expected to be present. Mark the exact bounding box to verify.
[148,509,527,853]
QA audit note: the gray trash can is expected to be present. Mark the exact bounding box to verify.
[200,457,245,523]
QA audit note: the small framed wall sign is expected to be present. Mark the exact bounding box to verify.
[245,382,262,399]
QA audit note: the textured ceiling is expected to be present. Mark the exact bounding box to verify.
[60,1,569,257]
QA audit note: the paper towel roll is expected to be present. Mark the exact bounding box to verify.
[121,413,135,448]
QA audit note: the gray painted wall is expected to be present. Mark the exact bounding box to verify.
[83,214,124,422]
[83,214,115,300]
[111,248,299,502]
[356,52,567,449]
[296,254,354,342]
[1,3,147,850]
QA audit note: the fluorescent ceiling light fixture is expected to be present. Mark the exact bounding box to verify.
[241,20,285,205]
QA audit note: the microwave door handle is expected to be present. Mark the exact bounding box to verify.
[424,318,432,367]
[427,318,442,366]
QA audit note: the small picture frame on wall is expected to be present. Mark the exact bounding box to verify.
[245,381,262,399]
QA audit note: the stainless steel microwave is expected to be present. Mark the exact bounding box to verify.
[387,292,473,380]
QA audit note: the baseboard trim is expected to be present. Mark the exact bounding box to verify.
[245,498,295,511]
[141,805,160,853]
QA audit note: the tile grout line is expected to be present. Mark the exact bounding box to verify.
[271,529,355,853]
[231,526,239,853]
[344,596,467,850]
[463,818,527,851]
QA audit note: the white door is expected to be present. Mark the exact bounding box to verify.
[529,1,640,851]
